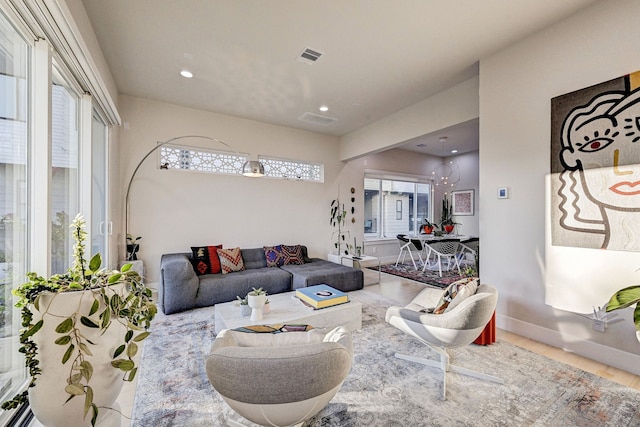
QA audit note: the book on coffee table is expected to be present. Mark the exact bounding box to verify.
[295,284,349,309]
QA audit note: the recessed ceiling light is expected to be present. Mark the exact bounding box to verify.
[180,70,193,78]
[319,105,329,112]
[451,149,458,154]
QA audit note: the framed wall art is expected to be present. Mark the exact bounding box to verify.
[452,189,474,216]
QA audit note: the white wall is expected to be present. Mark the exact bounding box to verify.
[447,150,479,237]
[341,77,479,160]
[480,0,640,373]
[118,95,355,284]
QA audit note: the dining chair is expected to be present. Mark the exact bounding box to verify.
[422,238,461,277]
[395,234,425,270]
[458,237,479,270]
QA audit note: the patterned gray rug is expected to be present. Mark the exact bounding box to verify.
[131,290,640,426]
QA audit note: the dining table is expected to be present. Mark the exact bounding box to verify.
[408,234,474,274]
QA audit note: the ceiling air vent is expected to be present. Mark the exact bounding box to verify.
[298,112,337,126]
[297,47,323,64]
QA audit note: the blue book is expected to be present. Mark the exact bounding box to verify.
[295,284,349,309]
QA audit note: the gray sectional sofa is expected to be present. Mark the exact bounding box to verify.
[159,246,364,314]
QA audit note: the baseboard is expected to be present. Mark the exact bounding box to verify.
[496,313,640,376]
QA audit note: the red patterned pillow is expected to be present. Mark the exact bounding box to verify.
[281,244,304,265]
[191,245,222,275]
[218,247,245,274]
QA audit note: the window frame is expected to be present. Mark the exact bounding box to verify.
[364,171,434,241]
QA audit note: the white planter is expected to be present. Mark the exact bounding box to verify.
[247,294,266,321]
[263,302,270,314]
[28,284,127,427]
[240,305,251,317]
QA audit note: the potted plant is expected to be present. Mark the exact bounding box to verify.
[236,295,251,317]
[440,218,459,234]
[1,214,157,427]
[126,234,141,261]
[605,285,640,341]
[421,219,436,234]
[247,287,267,321]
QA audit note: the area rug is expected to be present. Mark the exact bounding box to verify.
[131,290,640,426]
[370,262,465,288]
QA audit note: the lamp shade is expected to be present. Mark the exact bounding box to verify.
[242,160,265,177]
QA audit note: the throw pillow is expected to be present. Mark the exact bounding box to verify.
[281,244,305,265]
[190,245,223,275]
[218,247,245,274]
[433,277,479,314]
[263,245,284,267]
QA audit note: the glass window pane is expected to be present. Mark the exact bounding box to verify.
[91,112,107,264]
[364,178,380,237]
[51,80,79,274]
[0,10,29,417]
[364,176,433,240]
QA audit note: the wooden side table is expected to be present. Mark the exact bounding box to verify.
[474,311,496,345]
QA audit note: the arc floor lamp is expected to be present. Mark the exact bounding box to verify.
[124,135,264,253]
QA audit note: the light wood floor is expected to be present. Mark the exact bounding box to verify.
[362,268,640,392]
[109,268,640,427]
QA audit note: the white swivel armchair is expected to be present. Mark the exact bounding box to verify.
[385,282,503,399]
[206,326,353,426]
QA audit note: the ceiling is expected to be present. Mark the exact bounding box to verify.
[81,0,599,156]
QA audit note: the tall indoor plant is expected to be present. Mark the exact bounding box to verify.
[1,214,157,426]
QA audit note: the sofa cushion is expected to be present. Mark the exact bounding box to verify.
[264,245,285,267]
[218,247,245,274]
[281,244,304,265]
[280,259,364,292]
[191,245,222,275]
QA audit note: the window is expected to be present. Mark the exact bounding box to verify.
[0,10,29,421]
[159,145,248,175]
[91,112,108,263]
[259,156,323,182]
[364,175,432,239]
[50,75,80,274]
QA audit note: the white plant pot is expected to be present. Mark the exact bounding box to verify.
[240,305,251,317]
[247,294,266,321]
[263,302,270,314]
[28,284,127,427]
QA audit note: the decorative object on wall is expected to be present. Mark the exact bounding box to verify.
[551,70,640,252]
[452,190,474,216]
[497,187,509,199]
[330,194,350,255]
[124,135,264,254]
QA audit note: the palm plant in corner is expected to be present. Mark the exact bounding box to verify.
[1,214,157,427]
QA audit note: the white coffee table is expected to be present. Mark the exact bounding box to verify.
[214,290,362,333]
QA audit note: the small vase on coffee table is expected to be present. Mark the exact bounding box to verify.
[248,294,266,321]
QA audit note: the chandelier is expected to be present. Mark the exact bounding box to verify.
[430,136,460,192]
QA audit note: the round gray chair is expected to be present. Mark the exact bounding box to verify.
[206,326,353,427]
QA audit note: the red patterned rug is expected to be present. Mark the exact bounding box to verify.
[369,262,465,289]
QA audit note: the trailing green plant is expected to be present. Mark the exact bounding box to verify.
[1,214,157,426]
